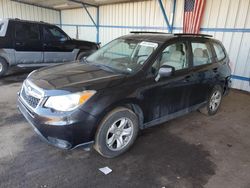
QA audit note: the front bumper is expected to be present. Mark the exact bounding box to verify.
[17,95,98,149]
[224,76,232,96]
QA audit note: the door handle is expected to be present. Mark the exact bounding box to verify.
[16,42,24,46]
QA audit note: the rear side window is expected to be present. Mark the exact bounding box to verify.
[15,23,40,40]
[191,42,212,66]
[212,42,226,61]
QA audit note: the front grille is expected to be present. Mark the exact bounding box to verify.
[20,80,43,109]
[21,88,40,108]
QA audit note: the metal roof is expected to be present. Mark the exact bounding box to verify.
[11,0,150,10]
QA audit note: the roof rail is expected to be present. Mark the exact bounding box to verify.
[130,31,169,34]
[174,33,213,37]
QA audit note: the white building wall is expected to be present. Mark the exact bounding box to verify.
[10,0,245,92]
[61,7,97,42]
[0,0,248,91]
[0,0,60,24]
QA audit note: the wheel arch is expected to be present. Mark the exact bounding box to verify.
[0,52,11,66]
[94,98,145,133]
[222,76,231,95]
[76,50,93,60]
[123,103,144,129]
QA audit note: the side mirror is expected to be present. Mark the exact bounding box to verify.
[59,37,68,42]
[155,65,174,82]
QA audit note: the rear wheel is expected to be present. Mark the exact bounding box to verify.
[76,52,88,62]
[199,85,222,116]
[0,57,8,77]
[94,107,139,158]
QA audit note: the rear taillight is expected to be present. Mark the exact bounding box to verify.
[97,43,101,49]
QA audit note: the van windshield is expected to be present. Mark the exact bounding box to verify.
[86,38,158,74]
[0,20,7,37]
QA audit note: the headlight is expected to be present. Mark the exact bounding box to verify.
[44,90,96,112]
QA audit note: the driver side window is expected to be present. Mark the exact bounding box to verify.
[43,26,68,41]
[152,42,187,74]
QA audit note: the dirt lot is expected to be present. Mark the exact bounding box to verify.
[0,70,250,188]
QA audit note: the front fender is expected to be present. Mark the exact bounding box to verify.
[0,48,15,65]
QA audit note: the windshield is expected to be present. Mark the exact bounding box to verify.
[0,20,8,37]
[86,38,158,74]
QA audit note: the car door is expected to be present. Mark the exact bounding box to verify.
[140,40,194,126]
[42,25,76,63]
[188,39,217,106]
[14,22,43,64]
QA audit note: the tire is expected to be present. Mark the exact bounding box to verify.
[76,52,88,62]
[199,85,223,116]
[0,57,8,77]
[94,107,139,158]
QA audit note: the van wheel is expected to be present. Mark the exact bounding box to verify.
[76,52,88,62]
[199,85,223,116]
[94,107,139,158]
[0,57,8,77]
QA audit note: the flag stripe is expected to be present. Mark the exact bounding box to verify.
[183,0,206,33]
[196,0,206,33]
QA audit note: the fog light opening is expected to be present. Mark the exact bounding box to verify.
[47,137,71,149]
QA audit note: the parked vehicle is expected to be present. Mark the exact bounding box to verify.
[0,18,99,76]
[18,32,231,158]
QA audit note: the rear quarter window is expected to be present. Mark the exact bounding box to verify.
[15,23,40,40]
[212,42,226,61]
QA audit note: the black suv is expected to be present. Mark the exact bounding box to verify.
[0,18,99,76]
[18,32,231,158]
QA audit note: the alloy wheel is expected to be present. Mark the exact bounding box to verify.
[106,117,134,151]
[209,90,222,112]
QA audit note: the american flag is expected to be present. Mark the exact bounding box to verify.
[183,0,206,33]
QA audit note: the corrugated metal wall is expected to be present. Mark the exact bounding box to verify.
[200,0,250,92]
[60,0,250,92]
[61,8,97,42]
[0,0,249,91]
[99,0,172,44]
[0,0,60,24]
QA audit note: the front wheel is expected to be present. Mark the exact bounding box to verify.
[76,52,88,62]
[199,85,223,116]
[0,57,8,77]
[94,107,139,158]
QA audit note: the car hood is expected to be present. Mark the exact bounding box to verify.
[28,63,125,92]
[70,38,97,46]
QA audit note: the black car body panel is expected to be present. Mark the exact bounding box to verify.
[28,63,125,91]
[17,33,231,149]
[18,96,98,147]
